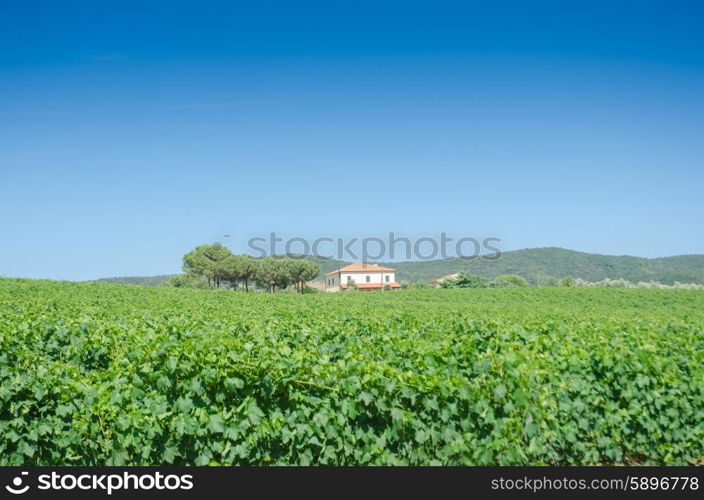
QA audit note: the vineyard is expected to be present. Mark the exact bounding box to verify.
[1,278,703,465]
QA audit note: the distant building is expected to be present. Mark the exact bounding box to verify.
[428,272,460,287]
[324,262,401,292]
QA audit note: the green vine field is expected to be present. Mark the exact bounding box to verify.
[1,278,703,465]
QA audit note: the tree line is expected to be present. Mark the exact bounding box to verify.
[175,244,320,293]
[439,272,529,288]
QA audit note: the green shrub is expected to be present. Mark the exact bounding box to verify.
[493,274,529,288]
[559,276,576,287]
[441,272,491,289]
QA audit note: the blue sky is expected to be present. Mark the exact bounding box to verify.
[1,1,703,280]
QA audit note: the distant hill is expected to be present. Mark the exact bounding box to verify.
[93,248,704,286]
[383,248,704,285]
[94,275,177,286]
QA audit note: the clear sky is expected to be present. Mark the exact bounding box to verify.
[1,1,703,280]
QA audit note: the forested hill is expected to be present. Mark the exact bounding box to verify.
[94,248,704,286]
[384,248,704,285]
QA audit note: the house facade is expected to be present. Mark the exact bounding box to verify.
[324,262,401,292]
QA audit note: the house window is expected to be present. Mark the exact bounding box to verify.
[385,275,390,282]
[366,275,370,283]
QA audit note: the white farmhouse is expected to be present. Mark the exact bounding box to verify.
[324,262,401,292]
